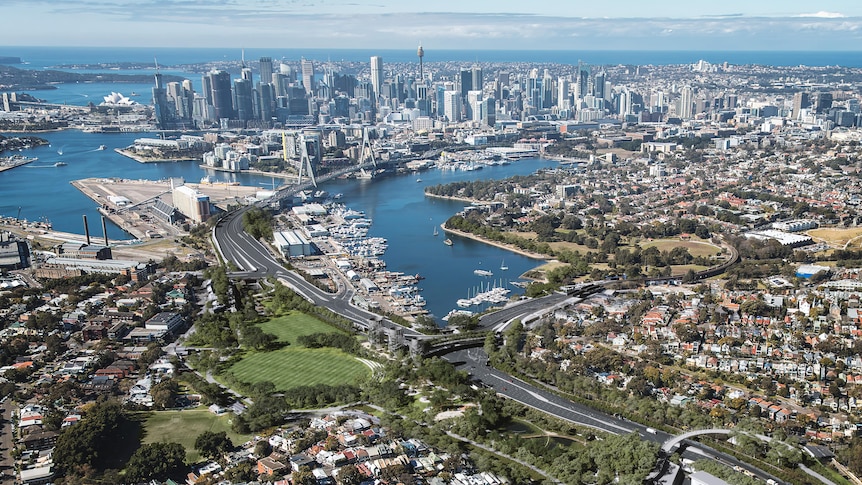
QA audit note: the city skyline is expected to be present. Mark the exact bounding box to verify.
[5,0,862,50]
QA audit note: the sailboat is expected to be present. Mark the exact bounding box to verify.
[500,258,508,271]
[433,226,439,236]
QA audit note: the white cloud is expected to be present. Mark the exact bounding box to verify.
[797,11,845,18]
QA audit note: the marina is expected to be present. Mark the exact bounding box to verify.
[1,128,559,318]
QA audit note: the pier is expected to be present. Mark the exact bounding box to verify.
[0,156,37,173]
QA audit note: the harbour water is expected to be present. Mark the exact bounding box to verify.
[12,46,856,317]
[0,130,286,239]
[0,127,559,319]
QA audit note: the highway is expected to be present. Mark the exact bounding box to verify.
[444,347,785,484]
[212,207,783,484]
[213,205,423,339]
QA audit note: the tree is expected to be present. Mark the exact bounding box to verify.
[194,431,234,461]
[150,379,179,410]
[54,400,132,477]
[254,440,272,457]
[336,464,363,485]
[125,442,187,482]
[292,468,318,485]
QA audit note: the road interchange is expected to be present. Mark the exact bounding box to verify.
[211,205,787,484]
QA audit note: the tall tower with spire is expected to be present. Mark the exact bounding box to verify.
[152,57,170,129]
[417,43,424,81]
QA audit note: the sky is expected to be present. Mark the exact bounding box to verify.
[4,0,862,50]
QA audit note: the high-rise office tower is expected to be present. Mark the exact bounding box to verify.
[542,70,554,109]
[152,71,170,129]
[557,78,571,110]
[259,57,273,85]
[201,74,213,107]
[370,56,384,102]
[258,83,275,121]
[207,70,234,120]
[472,66,483,93]
[812,92,832,114]
[792,92,809,119]
[280,62,295,82]
[443,90,461,122]
[234,78,253,121]
[679,86,693,119]
[576,62,590,100]
[481,97,496,127]
[593,71,606,100]
[467,90,482,121]
[459,69,472,98]
[301,58,315,96]
[166,81,188,120]
[436,85,447,117]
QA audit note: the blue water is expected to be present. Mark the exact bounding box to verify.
[0,126,558,318]
[6,46,862,67]
[0,130,285,240]
[5,46,861,106]
[321,161,559,319]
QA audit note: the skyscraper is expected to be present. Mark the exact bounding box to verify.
[471,66,483,94]
[301,58,315,96]
[207,70,234,121]
[370,56,384,103]
[443,90,461,122]
[152,71,170,129]
[576,62,590,100]
[259,57,273,85]
[557,78,571,110]
[481,97,496,127]
[792,92,809,119]
[234,78,253,121]
[593,70,606,100]
[467,90,482,122]
[459,69,472,98]
[679,86,693,119]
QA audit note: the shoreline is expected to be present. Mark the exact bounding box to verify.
[424,191,492,206]
[115,148,198,164]
[199,164,298,180]
[69,179,150,240]
[441,224,549,261]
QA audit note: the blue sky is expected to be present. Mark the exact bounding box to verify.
[4,0,862,50]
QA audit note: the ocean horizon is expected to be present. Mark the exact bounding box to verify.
[3,46,862,68]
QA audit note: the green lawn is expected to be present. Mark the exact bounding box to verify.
[226,347,368,390]
[259,310,347,344]
[139,407,252,463]
[640,239,722,258]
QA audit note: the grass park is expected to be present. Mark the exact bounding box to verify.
[221,310,370,392]
[807,227,862,249]
[638,238,723,258]
[139,407,252,463]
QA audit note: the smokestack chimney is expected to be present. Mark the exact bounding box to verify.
[101,216,109,246]
[82,214,91,245]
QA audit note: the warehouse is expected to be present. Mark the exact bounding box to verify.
[274,230,313,258]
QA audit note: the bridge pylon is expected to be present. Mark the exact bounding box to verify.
[358,126,377,178]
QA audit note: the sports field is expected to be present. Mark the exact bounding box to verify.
[140,407,252,463]
[227,347,369,390]
[639,239,722,258]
